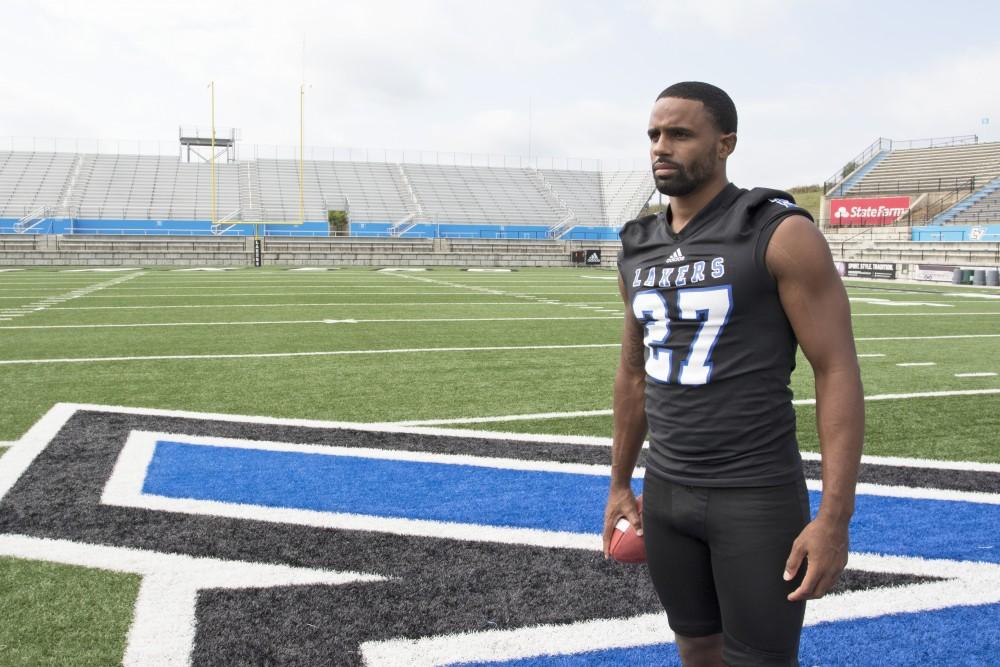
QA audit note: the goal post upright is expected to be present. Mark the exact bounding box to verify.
[210,80,217,228]
[299,83,305,228]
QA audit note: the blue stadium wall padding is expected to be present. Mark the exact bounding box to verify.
[0,218,329,237]
[912,224,1000,242]
[348,222,622,240]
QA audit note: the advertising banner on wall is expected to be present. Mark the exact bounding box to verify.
[913,264,958,282]
[829,196,911,226]
[845,262,897,279]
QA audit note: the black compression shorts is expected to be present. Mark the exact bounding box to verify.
[642,473,811,666]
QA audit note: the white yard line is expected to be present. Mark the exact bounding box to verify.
[856,333,1000,341]
[391,388,1000,426]
[956,372,998,378]
[42,301,603,311]
[852,312,1000,317]
[897,362,937,367]
[0,343,621,366]
[0,315,621,330]
[71,291,619,298]
[390,271,621,316]
[0,272,145,322]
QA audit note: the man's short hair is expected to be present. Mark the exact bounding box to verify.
[656,82,737,134]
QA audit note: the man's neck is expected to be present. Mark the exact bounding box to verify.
[668,177,730,234]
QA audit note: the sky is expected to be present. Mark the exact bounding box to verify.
[2,0,999,188]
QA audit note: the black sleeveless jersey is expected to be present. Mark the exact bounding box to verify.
[618,184,812,487]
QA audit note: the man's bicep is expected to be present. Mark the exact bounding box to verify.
[766,217,857,369]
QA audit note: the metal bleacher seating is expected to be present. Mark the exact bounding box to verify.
[72,155,241,220]
[0,151,77,218]
[844,142,1000,196]
[538,170,605,226]
[0,148,654,232]
[402,164,565,226]
[602,170,657,227]
[949,186,1000,225]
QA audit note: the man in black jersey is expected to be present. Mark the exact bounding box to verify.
[602,82,864,666]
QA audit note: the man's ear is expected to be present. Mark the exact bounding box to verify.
[719,132,737,159]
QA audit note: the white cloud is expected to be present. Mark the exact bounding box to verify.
[0,0,998,190]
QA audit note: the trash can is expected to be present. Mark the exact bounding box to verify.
[973,269,986,286]
[952,268,964,284]
[987,269,1000,287]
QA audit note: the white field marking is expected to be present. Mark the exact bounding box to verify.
[0,271,145,322]
[392,388,1000,428]
[803,478,1000,505]
[580,275,618,280]
[377,267,427,272]
[112,430,617,477]
[854,312,1000,317]
[362,552,1000,666]
[0,342,620,366]
[171,267,239,271]
[956,372,998,378]
[465,268,512,272]
[857,353,886,358]
[391,408,617,426]
[44,301,606,311]
[75,291,620,298]
[945,292,1000,299]
[897,362,937,367]
[100,431,623,551]
[0,534,385,667]
[850,297,953,307]
[0,315,620,330]
[857,333,1000,341]
[0,268,24,272]
[361,613,675,666]
[3,400,1000,512]
[389,271,621,317]
[289,267,332,271]
[60,267,142,273]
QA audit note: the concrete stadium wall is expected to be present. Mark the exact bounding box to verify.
[3,233,995,273]
[0,235,624,269]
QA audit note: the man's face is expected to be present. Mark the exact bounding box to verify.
[647,97,733,197]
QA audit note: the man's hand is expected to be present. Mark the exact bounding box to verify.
[602,486,642,559]
[783,516,850,601]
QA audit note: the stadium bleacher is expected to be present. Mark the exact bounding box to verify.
[828,140,1000,200]
[0,148,653,237]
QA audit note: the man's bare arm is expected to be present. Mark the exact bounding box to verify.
[602,275,649,558]
[766,215,864,600]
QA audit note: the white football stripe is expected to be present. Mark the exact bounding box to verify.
[0,534,385,667]
[361,553,1000,666]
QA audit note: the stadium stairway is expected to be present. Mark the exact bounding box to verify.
[930,175,1000,225]
[827,150,890,197]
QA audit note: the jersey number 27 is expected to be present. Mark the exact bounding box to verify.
[632,285,733,385]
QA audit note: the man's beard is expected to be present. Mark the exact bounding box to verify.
[653,153,715,196]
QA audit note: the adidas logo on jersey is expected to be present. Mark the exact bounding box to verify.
[665,248,686,263]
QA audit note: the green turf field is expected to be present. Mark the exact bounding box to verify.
[1,266,997,459]
[0,265,997,663]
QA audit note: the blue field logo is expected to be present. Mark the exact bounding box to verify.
[0,404,998,666]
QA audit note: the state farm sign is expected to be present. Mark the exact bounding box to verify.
[829,196,911,226]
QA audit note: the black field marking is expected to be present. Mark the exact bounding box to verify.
[800,460,1000,493]
[0,411,955,664]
